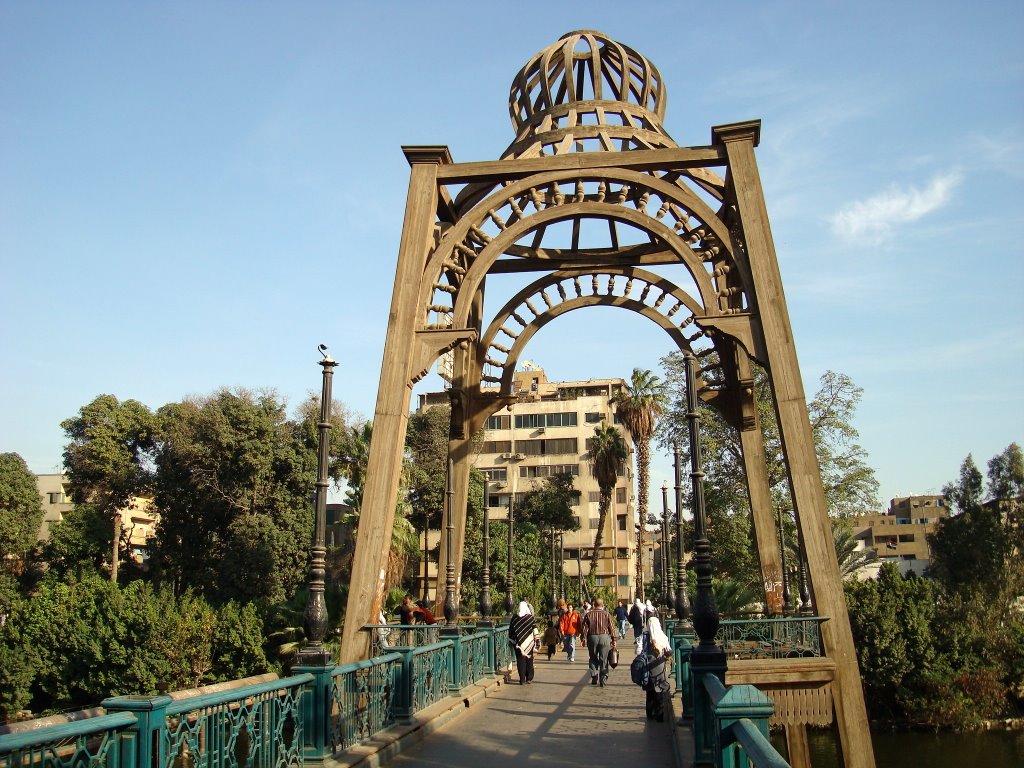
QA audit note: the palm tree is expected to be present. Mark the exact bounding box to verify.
[587,422,628,578]
[611,368,668,600]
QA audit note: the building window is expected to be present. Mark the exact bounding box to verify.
[618,576,629,586]
[48,492,64,504]
[481,440,512,454]
[514,412,578,429]
[585,411,603,423]
[616,487,626,504]
[588,491,601,502]
[516,438,578,456]
[898,534,915,543]
[485,414,511,430]
[617,514,627,531]
[486,494,510,508]
[589,518,600,529]
[481,467,507,482]
[565,548,580,560]
[520,463,579,478]
[617,547,629,559]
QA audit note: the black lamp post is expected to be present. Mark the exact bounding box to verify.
[297,345,337,665]
[674,442,690,621]
[503,494,515,616]
[662,480,675,610]
[558,533,565,601]
[442,458,458,625]
[479,487,492,621]
[778,508,793,616]
[684,352,720,650]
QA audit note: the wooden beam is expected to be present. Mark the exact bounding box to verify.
[716,123,875,768]
[434,145,727,183]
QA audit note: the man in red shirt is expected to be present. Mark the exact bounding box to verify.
[558,603,582,661]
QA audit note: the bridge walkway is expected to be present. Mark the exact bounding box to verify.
[381,651,687,767]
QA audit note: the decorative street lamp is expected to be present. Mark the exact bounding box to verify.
[684,352,720,651]
[673,442,691,621]
[297,345,337,665]
[503,494,515,616]
[778,508,793,616]
[559,533,565,601]
[661,480,675,611]
[442,458,458,625]
[479,484,492,621]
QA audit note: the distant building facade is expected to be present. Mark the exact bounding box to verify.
[417,367,639,601]
[853,494,949,578]
[33,473,158,564]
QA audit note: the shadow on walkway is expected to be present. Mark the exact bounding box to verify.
[383,653,678,767]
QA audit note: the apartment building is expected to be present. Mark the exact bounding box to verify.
[33,474,158,564]
[416,366,639,601]
[853,494,949,578]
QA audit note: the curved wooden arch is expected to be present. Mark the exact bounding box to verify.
[422,167,743,331]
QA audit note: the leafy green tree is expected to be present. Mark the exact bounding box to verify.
[831,519,879,579]
[986,442,1024,501]
[611,368,668,599]
[0,452,43,564]
[61,396,157,582]
[844,563,939,720]
[930,454,1010,599]
[40,503,111,578]
[149,389,314,605]
[0,452,43,612]
[209,600,270,682]
[586,422,628,577]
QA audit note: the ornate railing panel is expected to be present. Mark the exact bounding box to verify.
[0,712,137,768]
[365,625,441,656]
[457,632,490,687]
[715,617,826,659]
[329,653,402,752]
[493,624,511,675]
[408,643,453,712]
[163,675,309,768]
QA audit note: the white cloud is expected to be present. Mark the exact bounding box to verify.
[830,171,962,242]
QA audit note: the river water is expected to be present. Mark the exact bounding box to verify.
[773,727,1024,766]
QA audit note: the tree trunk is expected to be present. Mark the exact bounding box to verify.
[591,489,612,575]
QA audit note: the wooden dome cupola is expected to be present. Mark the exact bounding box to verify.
[505,29,674,159]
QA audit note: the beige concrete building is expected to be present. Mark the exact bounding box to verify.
[853,494,949,578]
[34,474,73,541]
[417,367,639,601]
[33,473,158,564]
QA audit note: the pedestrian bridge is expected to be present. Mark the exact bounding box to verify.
[0,617,837,768]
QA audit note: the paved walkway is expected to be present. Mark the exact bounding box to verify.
[382,650,682,767]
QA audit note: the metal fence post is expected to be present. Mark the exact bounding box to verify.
[293,661,336,763]
[102,694,171,768]
[440,628,462,693]
[712,683,775,768]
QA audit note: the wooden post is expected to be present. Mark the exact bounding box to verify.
[740,418,784,614]
[339,147,449,664]
[713,121,875,768]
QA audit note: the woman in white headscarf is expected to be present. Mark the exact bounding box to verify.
[643,616,672,721]
[508,600,536,685]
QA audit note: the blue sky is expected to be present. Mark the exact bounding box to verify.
[2,1,1022,509]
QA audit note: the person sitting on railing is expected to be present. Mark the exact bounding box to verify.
[643,616,672,722]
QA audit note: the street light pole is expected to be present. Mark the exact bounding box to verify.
[480,487,492,621]
[661,480,675,610]
[684,352,719,650]
[504,493,515,616]
[443,458,458,625]
[297,345,337,665]
[673,442,691,621]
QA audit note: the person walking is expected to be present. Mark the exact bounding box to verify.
[643,616,672,721]
[541,618,561,660]
[582,598,615,687]
[628,598,646,656]
[509,601,537,685]
[559,603,582,662]
[614,599,629,639]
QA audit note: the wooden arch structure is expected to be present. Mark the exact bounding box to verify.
[338,31,875,767]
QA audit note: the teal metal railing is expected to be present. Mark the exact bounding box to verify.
[701,674,789,768]
[1,622,517,768]
[330,652,402,751]
[0,712,138,768]
[715,616,827,659]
